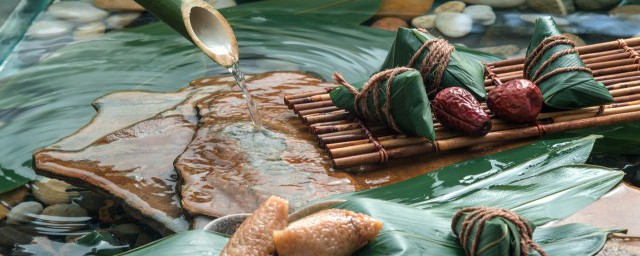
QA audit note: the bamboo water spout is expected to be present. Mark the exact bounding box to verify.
[134,0,238,67]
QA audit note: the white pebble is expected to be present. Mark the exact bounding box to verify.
[463,5,496,26]
[7,202,43,224]
[48,1,109,23]
[435,12,473,38]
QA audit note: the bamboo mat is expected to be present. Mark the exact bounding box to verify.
[284,37,640,169]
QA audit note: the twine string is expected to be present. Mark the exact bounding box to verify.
[524,35,594,85]
[452,207,547,256]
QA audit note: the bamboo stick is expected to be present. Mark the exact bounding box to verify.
[333,111,640,168]
[292,100,333,113]
[297,106,340,116]
[303,111,349,124]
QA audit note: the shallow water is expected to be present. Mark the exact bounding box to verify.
[2,0,640,254]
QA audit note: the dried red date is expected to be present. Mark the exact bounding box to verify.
[433,87,492,136]
[487,79,542,124]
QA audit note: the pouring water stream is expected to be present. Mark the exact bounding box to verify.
[182,0,262,129]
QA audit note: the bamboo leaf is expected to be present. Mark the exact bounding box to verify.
[119,230,228,256]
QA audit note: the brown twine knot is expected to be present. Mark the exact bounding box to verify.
[524,35,593,85]
[483,63,502,86]
[618,39,640,66]
[333,67,415,134]
[452,207,547,256]
[408,28,455,94]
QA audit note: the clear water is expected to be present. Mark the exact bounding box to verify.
[229,62,262,130]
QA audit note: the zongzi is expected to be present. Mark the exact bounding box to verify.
[331,68,435,140]
[273,209,383,256]
[525,17,613,109]
[452,207,546,256]
[380,28,487,100]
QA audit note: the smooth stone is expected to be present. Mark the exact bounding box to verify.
[32,178,79,206]
[371,17,409,32]
[27,20,73,40]
[48,1,109,23]
[105,13,141,29]
[41,204,88,218]
[433,1,466,14]
[562,33,586,47]
[475,44,521,57]
[7,201,43,224]
[609,5,640,22]
[411,15,436,29]
[113,223,142,242]
[526,0,575,15]
[376,0,435,19]
[435,12,473,38]
[94,0,144,12]
[463,5,496,26]
[520,14,570,26]
[73,21,106,41]
[0,187,29,221]
[575,0,621,10]
[460,0,525,8]
[211,0,237,9]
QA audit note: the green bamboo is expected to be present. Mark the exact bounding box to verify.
[134,0,191,40]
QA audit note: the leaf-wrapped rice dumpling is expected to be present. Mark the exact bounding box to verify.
[331,69,435,141]
[525,17,614,109]
[452,207,546,256]
[379,28,487,100]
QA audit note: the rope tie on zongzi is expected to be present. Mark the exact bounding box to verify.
[407,28,455,95]
[333,68,414,134]
[452,207,547,256]
[524,35,593,85]
[618,39,640,65]
[483,63,503,86]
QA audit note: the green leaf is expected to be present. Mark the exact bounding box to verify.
[526,17,614,109]
[119,230,229,256]
[330,135,624,225]
[0,0,393,193]
[335,198,618,256]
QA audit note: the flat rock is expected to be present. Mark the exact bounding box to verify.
[33,86,222,234]
[94,0,145,12]
[433,1,466,14]
[376,0,435,20]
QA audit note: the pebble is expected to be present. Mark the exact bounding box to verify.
[42,204,88,218]
[376,0,435,20]
[7,201,43,224]
[463,5,496,26]
[0,187,28,221]
[94,0,145,12]
[460,0,525,8]
[575,0,621,11]
[26,20,73,40]
[433,1,466,14]
[114,223,142,242]
[32,178,79,206]
[562,33,586,47]
[47,1,109,23]
[435,12,473,38]
[520,14,570,26]
[609,5,640,22]
[525,0,575,15]
[411,15,436,29]
[74,21,106,41]
[73,190,106,212]
[371,17,409,32]
[0,226,32,248]
[106,13,141,29]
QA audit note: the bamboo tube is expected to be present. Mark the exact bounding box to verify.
[330,137,428,159]
[298,106,340,116]
[333,111,640,168]
[303,111,349,124]
[309,120,351,128]
[312,123,360,134]
[326,135,408,149]
[292,100,333,113]
[136,0,238,67]
[287,94,331,105]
